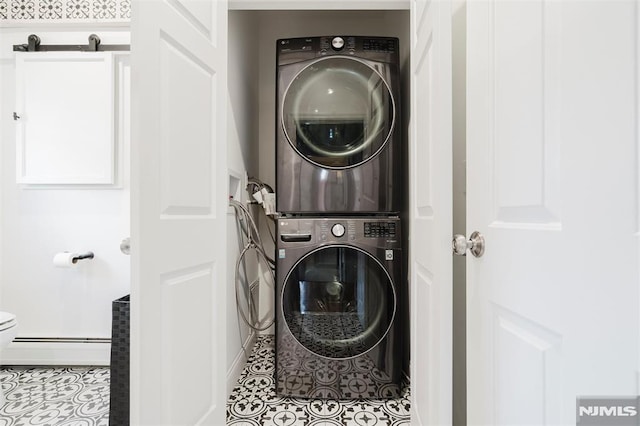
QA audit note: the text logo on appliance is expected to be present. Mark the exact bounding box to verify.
[576,397,640,425]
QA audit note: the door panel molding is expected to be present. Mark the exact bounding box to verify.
[411,261,434,425]
[492,304,563,425]
[413,30,434,219]
[160,264,216,424]
[158,33,216,217]
[166,0,215,41]
[489,0,561,230]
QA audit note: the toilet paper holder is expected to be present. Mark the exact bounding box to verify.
[53,251,95,268]
[74,252,94,262]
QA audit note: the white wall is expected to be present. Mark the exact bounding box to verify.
[452,1,467,424]
[0,29,130,365]
[226,11,261,394]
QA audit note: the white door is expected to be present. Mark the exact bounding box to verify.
[130,0,228,424]
[467,1,639,425]
[410,0,453,424]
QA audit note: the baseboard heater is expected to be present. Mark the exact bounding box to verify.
[13,337,111,344]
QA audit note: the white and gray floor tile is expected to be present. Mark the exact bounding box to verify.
[0,367,110,426]
[226,335,411,426]
[1,336,409,425]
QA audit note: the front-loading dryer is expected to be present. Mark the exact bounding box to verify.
[275,216,404,399]
[276,36,402,214]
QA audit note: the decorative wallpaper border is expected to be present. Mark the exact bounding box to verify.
[0,0,130,21]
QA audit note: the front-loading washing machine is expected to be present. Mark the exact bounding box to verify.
[276,36,402,214]
[275,216,404,399]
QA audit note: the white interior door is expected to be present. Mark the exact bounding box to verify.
[130,0,228,424]
[410,0,453,424]
[467,1,639,424]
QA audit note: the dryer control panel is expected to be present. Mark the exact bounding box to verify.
[277,36,399,64]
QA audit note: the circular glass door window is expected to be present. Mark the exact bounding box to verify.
[281,245,396,359]
[282,57,395,169]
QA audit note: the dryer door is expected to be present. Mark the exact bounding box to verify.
[281,245,396,359]
[282,57,395,169]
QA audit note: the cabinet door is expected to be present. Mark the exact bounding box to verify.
[15,52,115,185]
[130,0,228,424]
[410,0,453,424]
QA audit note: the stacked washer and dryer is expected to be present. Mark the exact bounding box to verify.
[275,35,404,399]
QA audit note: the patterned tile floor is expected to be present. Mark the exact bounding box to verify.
[227,335,411,425]
[0,366,110,426]
[0,336,410,425]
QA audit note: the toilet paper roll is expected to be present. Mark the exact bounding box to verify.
[53,252,79,268]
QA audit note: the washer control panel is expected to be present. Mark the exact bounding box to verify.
[279,217,400,247]
[362,38,397,53]
[364,221,397,238]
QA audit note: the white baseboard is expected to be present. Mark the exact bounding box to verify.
[227,331,256,396]
[1,340,110,366]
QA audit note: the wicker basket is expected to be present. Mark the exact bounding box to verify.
[109,295,130,425]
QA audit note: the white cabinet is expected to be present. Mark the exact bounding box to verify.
[15,52,115,185]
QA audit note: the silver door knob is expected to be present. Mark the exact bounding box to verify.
[452,231,485,258]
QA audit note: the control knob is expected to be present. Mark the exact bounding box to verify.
[331,36,345,50]
[331,223,346,237]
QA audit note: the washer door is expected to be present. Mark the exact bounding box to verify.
[281,245,396,359]
[282,57,395,169]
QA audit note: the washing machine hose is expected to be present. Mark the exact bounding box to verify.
[229,198,275,334]
[234,243,275,332]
